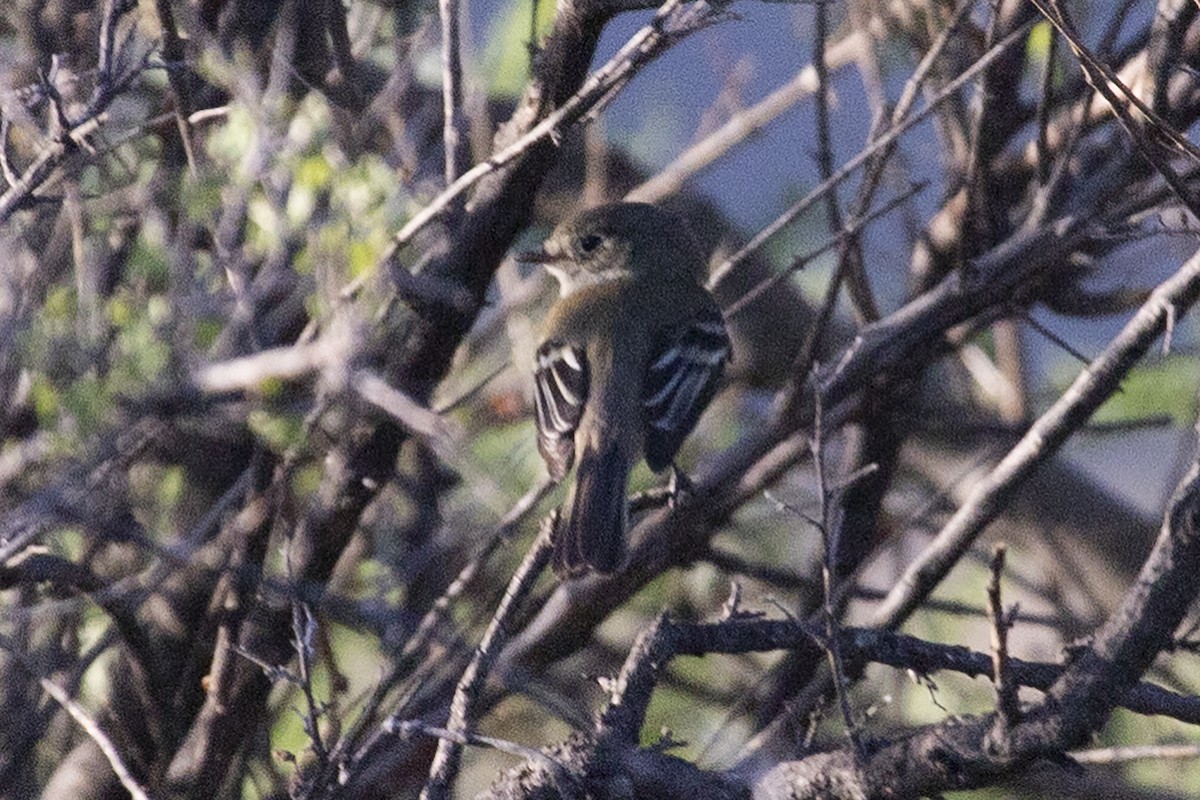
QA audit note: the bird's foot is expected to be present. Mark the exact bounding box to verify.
[667,463,694,509]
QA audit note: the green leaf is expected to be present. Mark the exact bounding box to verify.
[248,409,307,453]
[1091,356,1199,426]
[480,0,556,98]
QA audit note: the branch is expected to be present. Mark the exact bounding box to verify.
[0,635,151,800]
[486,605,1200,798]
[722,182,926,320]
[1030,0,1200,218]
[330,478,556,783]
[707,19,1036,291]
[986,544,1020,730]
[0,0,146,222]
[380,0,722,261]
[870,241,1200,629]
[420,513,556,800]
[754,417,1200,798]
[439,0,471,186]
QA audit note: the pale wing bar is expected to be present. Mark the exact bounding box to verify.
[642,310,731,472]
[533,341,589,481]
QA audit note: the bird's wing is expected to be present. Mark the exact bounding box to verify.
[642,306,731,472]
[533,340,589,482]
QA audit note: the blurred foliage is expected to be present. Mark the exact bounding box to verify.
[1089,355,1200,426]
[481,0,557,98]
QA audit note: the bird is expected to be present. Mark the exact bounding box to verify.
[520,202,732,576]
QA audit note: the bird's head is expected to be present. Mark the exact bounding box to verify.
[519,202,705,296]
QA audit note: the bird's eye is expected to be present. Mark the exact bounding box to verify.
[578,233,603,254]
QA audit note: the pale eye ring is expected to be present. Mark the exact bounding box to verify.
[579,233,603,253]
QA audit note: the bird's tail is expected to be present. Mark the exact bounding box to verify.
[554,443,628,577]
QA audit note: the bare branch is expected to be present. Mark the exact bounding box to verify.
[440,0,471,187]
[420,513,557,800]
[985,544,1020,730]
[871,242,1200,629]
[0,636,152,800]
[708,19,1036,291]
[382,0,722,261]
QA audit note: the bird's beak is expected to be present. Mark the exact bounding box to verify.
[516,248,558,264]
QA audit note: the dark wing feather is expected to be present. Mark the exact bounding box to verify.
[534,340,589,481]
[642,308,731,472]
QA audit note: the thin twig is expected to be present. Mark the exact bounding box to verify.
[0,2,148,222]
[433,360,511,414]
[0,635,152,800]
[0,419,162,564]
[959,0,1003,266]
[352,369,459,455]
[810,0,849,308]
[153,0,197,174]
[785,186,919,389]
[439,0,471,187]
[706,548,1064,626]
[1070,744,1200,764]
[292,602,329,767]
[1044,0,1200,163]
[380,0,709,263]
[627,25,873,204]
[1020,311,1092,366]
[708,20,1036,290]
[811,368,862,753]
[401,476,555,664]
[390,719,570,772]
[871,242,1200,630]
[1030,0,1200,218]
[1027,85,1090,228]
[333,477,555,782]
[419,512,557,800]
[722,183,926,319]
[985,544,1020,730]
[819,25,886,324]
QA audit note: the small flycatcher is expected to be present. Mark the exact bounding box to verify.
[520,202,731,576]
